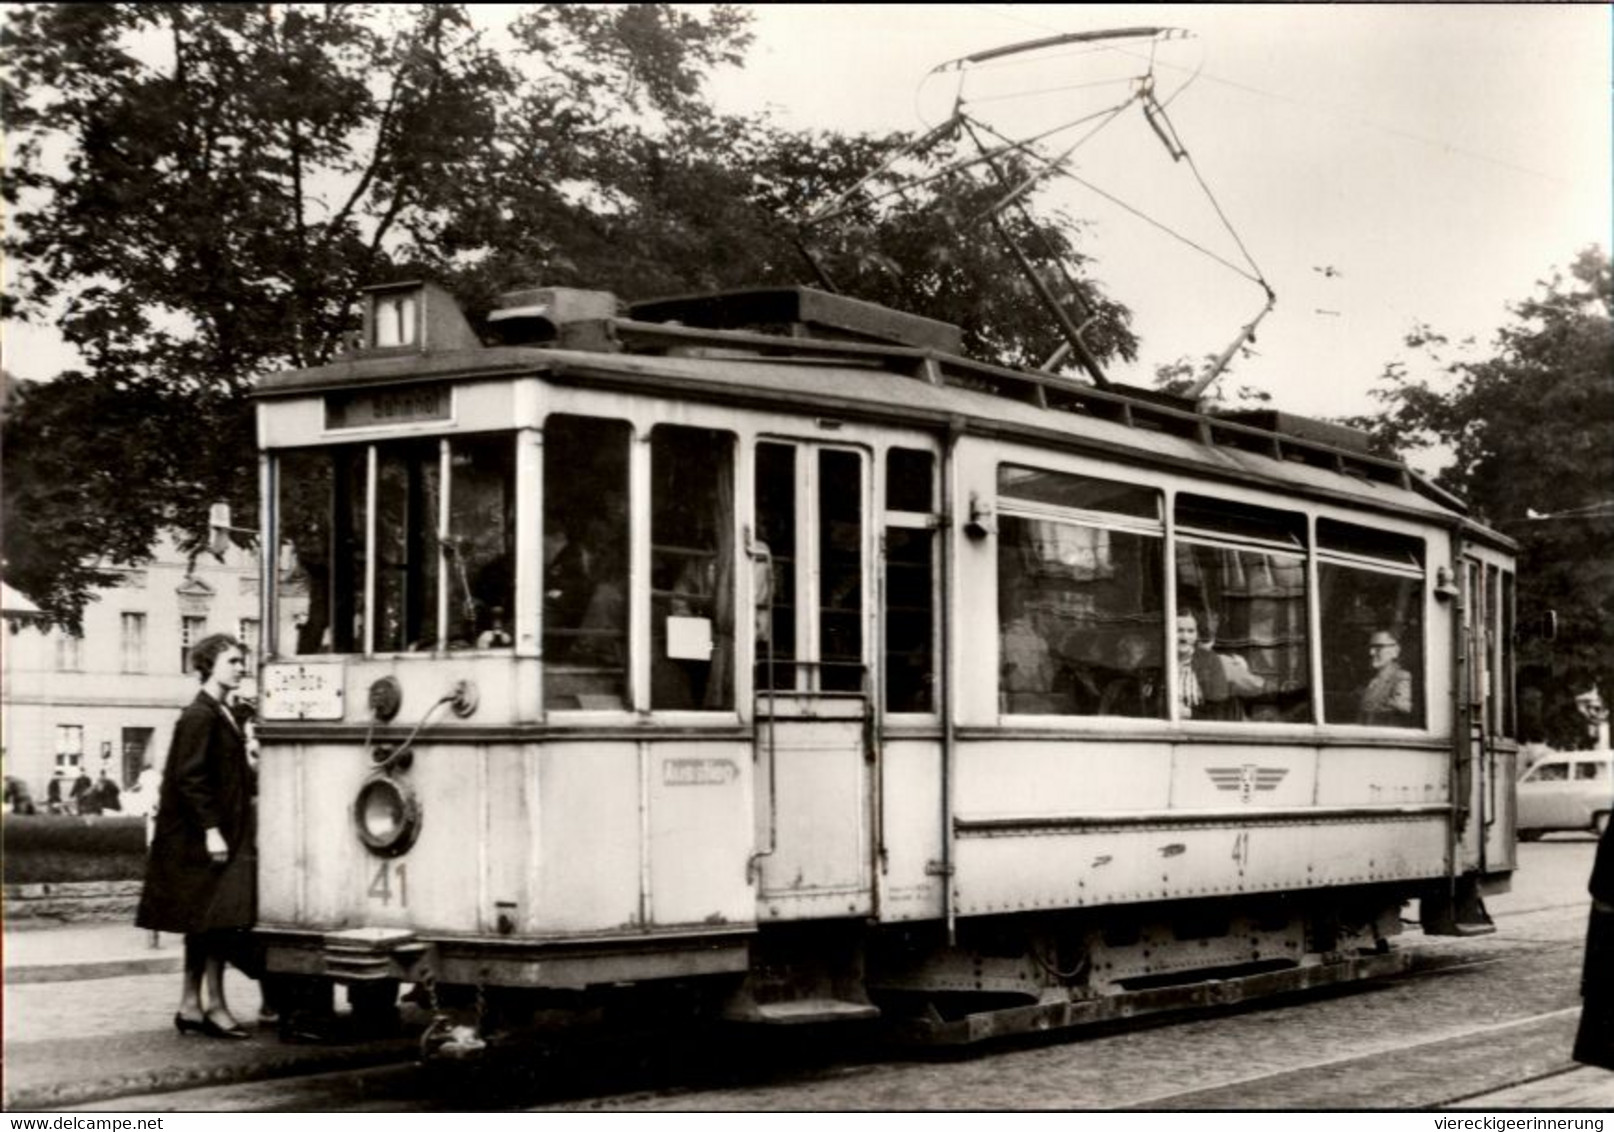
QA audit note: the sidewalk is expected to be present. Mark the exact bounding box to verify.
[3,921,183,984]
[2,921,418,1111]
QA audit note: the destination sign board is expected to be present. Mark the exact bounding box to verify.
[326,384,451,429]
[262,663,345,721]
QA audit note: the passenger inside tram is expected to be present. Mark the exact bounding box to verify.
[1174,610,1264,721]
[1097,632,1163,717]
[1357,628,1414,726]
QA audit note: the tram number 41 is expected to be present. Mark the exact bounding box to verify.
[367,860,409,907]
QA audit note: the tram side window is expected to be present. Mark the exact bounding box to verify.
[998,466,1165,717]
[543,416,630,710]
[276,448,367,655]
[651,426,735,711]
[446,435,517,649]
[1316,519,1424,728]
[1175,495,1309,723]
[885,448,936,713]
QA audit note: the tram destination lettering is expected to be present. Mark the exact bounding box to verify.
[262,663,345,720]
[662,758,739,786]
[326,384,451,429]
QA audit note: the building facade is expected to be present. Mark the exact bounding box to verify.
[2,533,261,800]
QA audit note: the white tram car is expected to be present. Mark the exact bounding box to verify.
[253,281,1518,1044]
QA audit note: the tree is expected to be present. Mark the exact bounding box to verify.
[2,3,1140,628]
[0,2,752,628]
[1352,247,1614,728]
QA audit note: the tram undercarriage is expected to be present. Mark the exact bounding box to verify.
[262,882,1440,1053]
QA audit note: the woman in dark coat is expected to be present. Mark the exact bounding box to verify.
[1573,816,1614,1069]
[135,633,256,1039]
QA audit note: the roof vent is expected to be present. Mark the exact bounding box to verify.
[487,287,618,345]
[1214,409,1374,455]
[627,287,963,354]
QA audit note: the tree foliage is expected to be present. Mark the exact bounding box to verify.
[1,2,1139,628]
[1351,246,1614,725]
[1,2,752,626]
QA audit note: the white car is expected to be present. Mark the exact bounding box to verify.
[1517,750,1614,840]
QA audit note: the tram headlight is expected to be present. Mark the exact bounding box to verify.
[353,773,421,857]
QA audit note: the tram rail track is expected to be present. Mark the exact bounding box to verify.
[61,898,1600,1113]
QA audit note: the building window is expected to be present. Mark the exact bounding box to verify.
[181,616,208,673]
[54,629,84,672]
[121,727,154,787]
[121,612,148,673]
[55,725,84,769]
[238,618,261,675]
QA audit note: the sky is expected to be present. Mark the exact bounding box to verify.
[702,3,1612,419]
[4,3,1610,425]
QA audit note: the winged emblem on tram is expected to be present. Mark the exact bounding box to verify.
[1206,765,1289,802]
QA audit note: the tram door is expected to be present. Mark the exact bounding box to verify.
[752,441,875,919]
[1459,552,1518,876]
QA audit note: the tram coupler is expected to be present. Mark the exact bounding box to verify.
[420,1011,489,1061]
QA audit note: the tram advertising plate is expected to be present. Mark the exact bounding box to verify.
[262,664,345,721]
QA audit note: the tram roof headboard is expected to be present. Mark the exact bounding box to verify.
[627,287,964,356]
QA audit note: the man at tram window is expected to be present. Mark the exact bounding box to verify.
[1358,628,1414,726]
[1174,610,1264,721]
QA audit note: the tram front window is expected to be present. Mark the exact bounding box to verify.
[375,439,442,652]
[1175,495,1310,723]
[273,435,517,656]
[997,466,1165,717]
[447,435,517,648]
[543,415,630,710]
[277,448,366,655]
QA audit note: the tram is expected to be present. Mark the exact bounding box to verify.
[247,276,1518,1047]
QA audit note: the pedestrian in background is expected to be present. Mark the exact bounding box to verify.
[68,767,92,814]
[135,633,257,1040]
[92,768,122,813]
[1573,815,1614,1069]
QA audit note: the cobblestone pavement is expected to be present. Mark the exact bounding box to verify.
[3,839,1607,1111]
[535,905,1602,1111]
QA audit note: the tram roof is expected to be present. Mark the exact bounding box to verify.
[257,332,1519,543]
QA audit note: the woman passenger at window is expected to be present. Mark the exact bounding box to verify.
[1358,629,1413,726]
[135,633,257,1040]
[1175,611,1263,721]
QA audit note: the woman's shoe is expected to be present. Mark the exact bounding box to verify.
[174,1013,207,1036]
[199,1013,251,1040]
